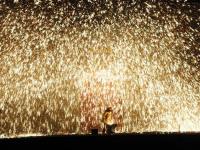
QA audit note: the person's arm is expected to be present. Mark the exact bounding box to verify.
[102,112,106,123]
[102,112,108,123]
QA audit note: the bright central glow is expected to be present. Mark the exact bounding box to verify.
[75,60,128,90]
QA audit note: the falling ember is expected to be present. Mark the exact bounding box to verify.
[0,0,200,138]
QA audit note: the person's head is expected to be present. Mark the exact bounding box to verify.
[106,107,113,112]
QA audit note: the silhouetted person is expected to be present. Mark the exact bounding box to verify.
[102,107,117,134]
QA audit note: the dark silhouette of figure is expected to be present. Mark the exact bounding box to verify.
[102,107,117,134]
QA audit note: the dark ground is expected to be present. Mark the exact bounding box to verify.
[1,132,200,148]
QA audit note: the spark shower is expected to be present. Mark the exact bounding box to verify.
[0,0,200,138]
